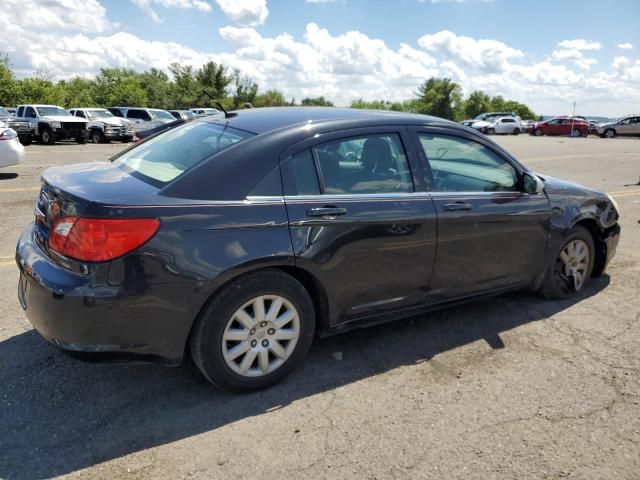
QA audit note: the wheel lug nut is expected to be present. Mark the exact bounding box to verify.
[267,328,275,335]
[260,321,267,327]
[262,339,269,347]
[251,340,257,348]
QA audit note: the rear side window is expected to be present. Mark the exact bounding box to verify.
[127,109,151,120]
[115,122,254,184]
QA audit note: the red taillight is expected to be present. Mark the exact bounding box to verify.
[48,217,160,262]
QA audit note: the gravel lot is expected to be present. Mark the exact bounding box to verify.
[0,135,639,480]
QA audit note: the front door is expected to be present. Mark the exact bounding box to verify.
[281,129,437,326]
[410,129,551,303]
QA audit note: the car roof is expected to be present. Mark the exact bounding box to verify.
[206,107,452,135]
[72,107,108,111]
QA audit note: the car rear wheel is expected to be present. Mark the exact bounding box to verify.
[19,136,32,146]
[91,130,104,144]
[189,270,316,392]
[538,225,595,299]
[604,129,616,139]
[513,128,520,135]
[40,128,55,145]
[534,128,543,136]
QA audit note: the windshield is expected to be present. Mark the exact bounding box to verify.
[150,110,175,120]
[86,110,114,119]
[36,107,71,117]
[115,121,254,184]
[0,107,9,116]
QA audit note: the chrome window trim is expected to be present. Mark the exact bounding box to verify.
[283,192,428,202]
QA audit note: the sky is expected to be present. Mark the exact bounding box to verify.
[1,0,639,116]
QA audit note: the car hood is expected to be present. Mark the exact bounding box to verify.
[471,120,491,128]
[94,117,131,127]
[43,115,86,123]
[537,173,608,200]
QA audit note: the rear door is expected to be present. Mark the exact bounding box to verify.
[409,128,551,303]
[282,127,437,326]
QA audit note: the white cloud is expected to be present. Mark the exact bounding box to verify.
[0,3,637,117]
[132,0,212,23]
[618,43,633,50]
[417,30,523,72]
[215,0,268,26]
[3,0,113,33]
[557,39,601,51]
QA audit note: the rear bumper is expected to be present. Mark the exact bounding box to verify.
[15,223,189,364]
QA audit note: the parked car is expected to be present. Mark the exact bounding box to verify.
[483,116,523,135]
[460,111,517,126]
[169,110,196,120]
[0,122,25,168]
[596,115,640,138]
[15,104,88,144]
[189,107,221,117]
[108,107,175,131]
[69,108,134,144]
[6,107,17,115]
[133,118,185,141]
[15,108,620,392]
[0,107,32,145]
[530,117,590,137]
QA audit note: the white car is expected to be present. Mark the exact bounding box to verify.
[479,116,523,135]
[0,123,25,169]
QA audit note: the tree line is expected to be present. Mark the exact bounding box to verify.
[0,54,536,120]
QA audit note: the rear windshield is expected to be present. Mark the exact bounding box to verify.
[114,121,254,184]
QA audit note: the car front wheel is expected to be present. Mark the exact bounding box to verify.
[40,128,55,145]
[534,128,543,136]
[604,129,616,139]
[189,270,316,392]
[91,130,104,144]
[538,225,595,299]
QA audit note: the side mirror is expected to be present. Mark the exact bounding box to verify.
[523,172,544,194]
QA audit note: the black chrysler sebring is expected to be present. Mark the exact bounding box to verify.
[16,107,620,391]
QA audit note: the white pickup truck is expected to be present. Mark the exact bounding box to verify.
[69,108,134,144]
[15,104,88,145]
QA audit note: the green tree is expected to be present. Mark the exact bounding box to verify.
[463,90,491,119]
[17,78,65,105]
[0,54,21,106]
[232,71,258,108]
[253,89,288,107]
[60,76,98,107]
[196,61,232,105]
[301,96,334,107]
[414,77,463,120]
[140,68,173,108]
[169,63,198,108]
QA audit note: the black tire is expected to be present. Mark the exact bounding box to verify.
[538,225,595,300]
[90,130,104,144]
[189,269,316,392]
[513,128,520,135]
[40,128,55,145]
[19,136,32,146]
[534,128,543,136]
[604,129,616,139]
[486,128,495,135]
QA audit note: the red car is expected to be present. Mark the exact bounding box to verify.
[530,117,589,137]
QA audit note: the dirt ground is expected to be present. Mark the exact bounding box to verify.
[0,134,638,480]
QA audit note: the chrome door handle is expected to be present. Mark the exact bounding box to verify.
[306,206,347,217]
[443,202,472,211]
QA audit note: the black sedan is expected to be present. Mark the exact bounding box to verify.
[15,108,621,391]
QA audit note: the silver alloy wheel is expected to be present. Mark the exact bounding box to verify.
[605,129,615,138]
[221,295,301,377]
[559,239,590,291]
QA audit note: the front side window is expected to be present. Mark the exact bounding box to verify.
[418,134,518,192]
[115,122,254,184]
[127,109,150,120]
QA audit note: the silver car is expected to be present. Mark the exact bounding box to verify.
[597,115,640,138]
[483,116,523,135]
